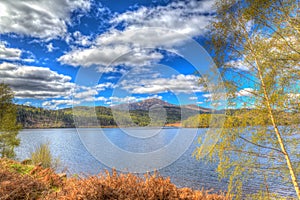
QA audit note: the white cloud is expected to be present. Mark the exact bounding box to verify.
[23,58,35,63]
[97,66,123,74]
[41,82,115,109]
[110,0,214,38]
[46,43,57,52]
[202,93,212,99]
[23,101,32,106]
[0,62,75,99]
[236,88,254,97]
[72,31,92,47]
[224,59,251,71]
[58,0,214,70]
[119,74,203,94]
[74,89,98,99]
[0,42,22,61]
[72,83,114,102]
[202,93,225,102]
[109,95,162,105]
[58,45,163,69]
[42,99,80,110]
[95,82,115,90]
[0,0,90,40]
[203,88,254,100]
[189,96,198,100]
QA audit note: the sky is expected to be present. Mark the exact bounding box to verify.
[0,0,253,109]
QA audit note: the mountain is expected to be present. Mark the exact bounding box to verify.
[112,98,211,124]
[113,98,211,112]
[112,98,174,110]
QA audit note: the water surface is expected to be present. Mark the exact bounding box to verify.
[15,128,295,197]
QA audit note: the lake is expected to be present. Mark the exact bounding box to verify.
[15,128,295,197]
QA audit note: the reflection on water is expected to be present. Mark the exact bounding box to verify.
[15,128,295,197]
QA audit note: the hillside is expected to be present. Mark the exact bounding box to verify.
[182,109,300,128]
[113,98,174,110]
[17,98,210,128]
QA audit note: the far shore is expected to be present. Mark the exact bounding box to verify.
[21,123,182,129]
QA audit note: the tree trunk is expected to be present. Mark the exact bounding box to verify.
[254,56,300,199]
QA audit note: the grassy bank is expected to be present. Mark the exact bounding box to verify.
[0,158,228,200]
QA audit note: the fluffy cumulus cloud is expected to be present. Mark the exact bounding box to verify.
[119,74,203,94]
[0,62,75,99]
[109,95,162,105]
[71,82,114,102]
[0,42,22,61]
[42,83,114,109]
[0,0,90,40]
[58,44,164,68]
[58,0,214,70]
[110,0,214,38]
[72,31,93,47]
[42,99,80,110]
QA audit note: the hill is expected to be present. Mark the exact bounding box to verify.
[16,98,210,128]
[113,98,174,110]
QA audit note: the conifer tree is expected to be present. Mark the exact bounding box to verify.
[0,83,21,158]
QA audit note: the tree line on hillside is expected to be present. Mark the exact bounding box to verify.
[182,109,300,128]
[16,104,192,128]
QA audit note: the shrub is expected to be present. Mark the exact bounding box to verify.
[0,167,47,199]
[47,169,228,200]
[0,158,229,200]
[30,142,60,169]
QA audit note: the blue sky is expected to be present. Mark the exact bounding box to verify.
[0,0,253,109]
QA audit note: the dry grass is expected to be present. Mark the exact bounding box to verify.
[0,168,46,200]
[0,158,228,200]
[48,170,228,200]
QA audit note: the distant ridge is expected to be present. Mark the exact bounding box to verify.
[112,98,211,113]
[112,98,175,110]
[16,98,211,128]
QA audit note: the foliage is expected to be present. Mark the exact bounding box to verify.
[197,0,300,199]
[0,83,21,158]
[17,104,203,128]
[0,167,47,200]
[183,110,300,128]
[0,158,228,200]
[30,142,60,169]
[49,170,228,200]
[0,158,63,200]
[17,105,75,128]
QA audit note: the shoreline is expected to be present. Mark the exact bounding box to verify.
[21,123,183,129]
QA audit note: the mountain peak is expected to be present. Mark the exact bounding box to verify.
[113,98,175,110]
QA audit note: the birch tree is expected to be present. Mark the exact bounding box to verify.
[195,0,300,198]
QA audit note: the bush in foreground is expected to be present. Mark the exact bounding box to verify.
[0,158,228,200]
[30,142,60,169]
[49,170,227,200]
